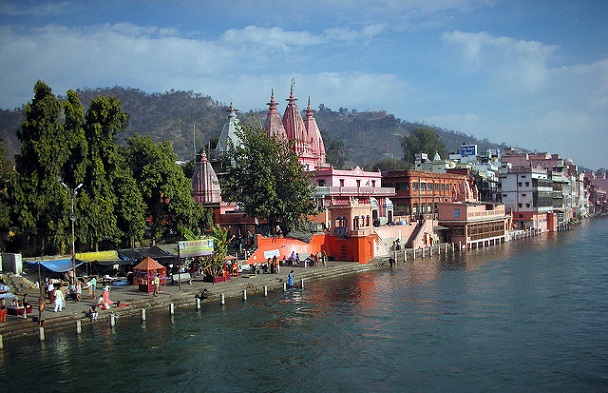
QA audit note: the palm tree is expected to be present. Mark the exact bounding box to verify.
[206,225,232,278]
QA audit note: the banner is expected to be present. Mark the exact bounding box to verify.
[178,239,214,258]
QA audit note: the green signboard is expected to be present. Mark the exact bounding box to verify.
[178,239,214,258]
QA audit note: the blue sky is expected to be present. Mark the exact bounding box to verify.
[1,0,606,169]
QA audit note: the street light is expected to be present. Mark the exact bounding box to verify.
[60,180,83,287]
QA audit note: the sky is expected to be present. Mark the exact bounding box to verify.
[0,1,606,169]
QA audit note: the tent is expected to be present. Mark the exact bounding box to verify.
[132,256,167,293]
[24,258,85,273]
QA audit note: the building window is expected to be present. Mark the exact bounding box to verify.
[522,194,527,197]
[435,184,439,191]
[412,183,418,191]
[339,179,345,187]
[518,182,522,187]
[526,203,531,208]
[525,182,530,187]
[454,209,460,218]
[518,203,522,208]
[503,194,508,197]
[420,183,427,191]
[356,180,361,188]
[371,180,376,187]
[318,180,325,186]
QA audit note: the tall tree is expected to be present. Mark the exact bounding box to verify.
[113,157,146,248]
[80,95,128,249]
[0,139,13,231]
[126,135,194,244]
[401,127,447,167]
[10,81,71,254]
[221,126,317,234]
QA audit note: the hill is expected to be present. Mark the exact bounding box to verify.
[0,87,510,167]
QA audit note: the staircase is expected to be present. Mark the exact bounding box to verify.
[1,273,35,294]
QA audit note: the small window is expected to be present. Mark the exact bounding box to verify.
[525,182,530,187]
[518,203,522,208]
[526,203,530,208]
[518,182,522,187]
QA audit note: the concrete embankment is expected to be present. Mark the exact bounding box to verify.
[0,261,378,345]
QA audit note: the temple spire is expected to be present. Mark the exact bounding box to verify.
[264,90,288,141]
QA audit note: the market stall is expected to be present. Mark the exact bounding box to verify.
[132,257,167,294]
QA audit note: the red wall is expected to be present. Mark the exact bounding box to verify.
[244,233,375,265]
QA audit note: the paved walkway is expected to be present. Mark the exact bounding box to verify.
[0,261,379,344]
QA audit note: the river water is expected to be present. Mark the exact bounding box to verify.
[1,219,607,392]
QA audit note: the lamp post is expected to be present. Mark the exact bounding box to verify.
[61,181,83,287]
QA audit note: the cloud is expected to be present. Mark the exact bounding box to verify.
[0,23,236,107]
[221,25,324,48]
[442,30,557,92]
[194,72,409,115]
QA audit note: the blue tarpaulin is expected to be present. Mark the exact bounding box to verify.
[25,259,85,272]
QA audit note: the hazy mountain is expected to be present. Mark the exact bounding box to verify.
[0,87,510,167]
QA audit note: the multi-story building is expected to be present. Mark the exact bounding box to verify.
[381,169,471,222]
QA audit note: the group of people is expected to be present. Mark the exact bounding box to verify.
[286,250,328,267]
[37,276,103,325]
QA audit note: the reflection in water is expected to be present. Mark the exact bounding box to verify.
[1,219,606,392]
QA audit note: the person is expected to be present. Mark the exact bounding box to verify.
[273,256,280,274]
[75,281,82,301]
[287,270,294,288]
[46,278,55,305]
[22,293,31,319]
[89,304,98,321]
[322,250,327,267]
[53,286,64,312]
[395,238,401,251]
[97,296,110,310]
[153,274,160,296]
[37,297,46,326]
[288,251,297,264]
[0,299,7,323]
[102,286,114,306]
[89,276,97,299]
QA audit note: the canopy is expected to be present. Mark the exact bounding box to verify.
[75,250,119,262]
[132,256,167,289]
[134,256,165,271]
[25,258,85,273]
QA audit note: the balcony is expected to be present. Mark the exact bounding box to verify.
[314,186,395,197]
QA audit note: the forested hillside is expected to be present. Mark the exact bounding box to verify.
[0,87,510,168]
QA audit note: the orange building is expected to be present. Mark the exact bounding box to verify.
[381,170,471,222]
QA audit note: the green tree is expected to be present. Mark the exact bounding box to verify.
[401,127,447,167]
[0,139,13,231]
[221,126,317,234]
[126,135,194,244]
[369,157,408,172]
[322,131,346,169]
[113,162,146,248]
[10,81,71,254]
[203,224,233,278]
[79,95,129,250]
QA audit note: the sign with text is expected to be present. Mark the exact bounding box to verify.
[263,249,281,259]
[178,239,214,258]
[460,145,478,157]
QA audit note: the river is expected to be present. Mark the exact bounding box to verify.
[1,219,607,392]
